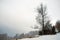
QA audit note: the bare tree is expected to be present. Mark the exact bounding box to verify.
[36,3,48,34]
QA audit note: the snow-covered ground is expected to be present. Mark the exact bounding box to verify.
[18,33,60,40]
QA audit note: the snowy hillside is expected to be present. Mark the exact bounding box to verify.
[18,33,60,40]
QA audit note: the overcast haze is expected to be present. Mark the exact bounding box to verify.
[0,0,60,36]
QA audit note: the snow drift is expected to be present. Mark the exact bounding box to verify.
[18,33,60,40]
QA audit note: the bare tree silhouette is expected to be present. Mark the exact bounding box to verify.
[36,3,49,34]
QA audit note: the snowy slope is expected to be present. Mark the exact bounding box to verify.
[18,33,60,40]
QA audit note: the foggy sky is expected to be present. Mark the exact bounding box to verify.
[0,0,60,36]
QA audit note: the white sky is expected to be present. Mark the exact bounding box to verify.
[0,0,60,36]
